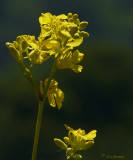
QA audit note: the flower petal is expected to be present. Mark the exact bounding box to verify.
[39,12,53,25]
[48,94,56,107]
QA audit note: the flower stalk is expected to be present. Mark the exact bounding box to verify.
[32,60,57,160]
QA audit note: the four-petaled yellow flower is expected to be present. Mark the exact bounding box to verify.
[44,79,64,110]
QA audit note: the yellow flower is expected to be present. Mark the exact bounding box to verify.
[6,12,89,69]
[44,79,64,110]
[38,12,89,45]
[56,48,84,73]
[54,125,97,159]
[64,124,97,151]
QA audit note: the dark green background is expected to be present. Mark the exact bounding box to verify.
[0,0,133,160]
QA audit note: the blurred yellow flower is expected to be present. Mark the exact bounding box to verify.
[54,125,97,159]
[44,79,64,110]
[64,124,97,151]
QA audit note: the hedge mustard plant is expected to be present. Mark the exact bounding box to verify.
[6,12,96,160]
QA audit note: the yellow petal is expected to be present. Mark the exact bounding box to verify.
[23,35,37,50]
[72,50,84,63]
[55,88,64,110]
[58,30,71,41]
[83,140,94,150]
[66,37,83,47]
[85,130,97,140]
[65,124,73,131]
[39,12,53,25]
[37,51,51,64]
[48,94,56,107]
[43,39,60,51]
[71,65,83,73]
[29,50,40,64]
[57,14,68,20]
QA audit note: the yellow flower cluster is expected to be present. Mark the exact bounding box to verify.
[54,125,97,160]
[6,12,89,73]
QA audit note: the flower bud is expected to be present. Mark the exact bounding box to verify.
[73,154,82,160]
[66,148,74,157]
[79,21,88,30]
[6,43,20,62]
[75,19,80,25]
[74,33,80,38]
[22,40,28,51]
[64,137,69,145]
[68,13,73,18]
[73,14,78,21]
[16,36,22,44]
[79,31,89,37]
[54,138,68,150]
[68,18,73,22]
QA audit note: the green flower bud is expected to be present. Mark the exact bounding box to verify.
[73,154,82,160]
[68,18,73,22]
[6,43,20,62]
[73,14,78,21]
[66,148,74,158]
[69,25,78,36]
[22,40,28,51]
[79,31,89,37]
[79,21,88,30]
[13,41,19,49]
[75,19,80,25]
[74,33,80,38]
[54,138,68,150]
[64,137,70,145]
[16,36,22,44]
[68,13,73,18]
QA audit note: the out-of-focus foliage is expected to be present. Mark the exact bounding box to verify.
[0,0,133,160]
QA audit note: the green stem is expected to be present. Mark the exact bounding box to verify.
[19,61,38,99]
[31,60,57,160]
[31,100,43,160]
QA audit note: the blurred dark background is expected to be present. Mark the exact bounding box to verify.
[0,0,133,160]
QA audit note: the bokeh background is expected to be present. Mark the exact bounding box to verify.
[0,0,133,160]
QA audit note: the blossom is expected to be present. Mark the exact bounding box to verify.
[64,124,97,151]
[56,48,84,73]
[44,79,64,109]
[6,12,89,71]
[54,125,97,160]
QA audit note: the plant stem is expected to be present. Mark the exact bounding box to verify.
[19,61,38,99]
[31,100,43,160]
[31,60,57,160]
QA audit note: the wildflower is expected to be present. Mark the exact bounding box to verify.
[64,124,97,151]
[44,79,64,110]
[54,125,97,159]
[56,48,84,73]
[6,12,89,71]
